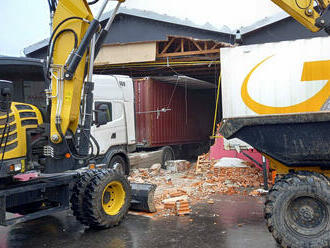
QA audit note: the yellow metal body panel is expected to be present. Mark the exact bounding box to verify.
[265,155,330,177]
[0,102,43,163]
[50,0,93,143]
[271,0,321,32]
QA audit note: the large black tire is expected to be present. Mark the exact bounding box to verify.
[108,155,128,176]
[82,169,131,229]
[265,172,330,248]
[71,170,100,225]
[161,146,175,169]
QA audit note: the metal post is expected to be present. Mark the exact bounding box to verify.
[0,196,6,225]
[78,34,96,157]
[79,82,94,157]
[104,1,122,31]
[94,1,123,58]
[94,0,110,21]
[88,35,96,82]
[262,156,268,190]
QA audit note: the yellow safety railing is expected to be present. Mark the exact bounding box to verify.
[210,73,223,139]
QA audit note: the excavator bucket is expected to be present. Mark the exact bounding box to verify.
[129,183,157,213]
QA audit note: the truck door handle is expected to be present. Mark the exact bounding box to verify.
[111,133,116,139]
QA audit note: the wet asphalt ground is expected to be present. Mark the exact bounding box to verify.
[0,194,279,248]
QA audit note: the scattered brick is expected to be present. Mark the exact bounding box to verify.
[128,153,272,217]
[176,199,191,216]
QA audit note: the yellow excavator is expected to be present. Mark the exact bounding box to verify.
[220,1,330,248]
[0,0,156,228]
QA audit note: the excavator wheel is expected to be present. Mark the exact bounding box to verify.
[71,169,101,225]
[265,172,330,248]
[82,169,131,229]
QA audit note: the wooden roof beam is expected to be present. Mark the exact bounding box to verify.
[156,48,220,58]
[160,37,176,54]
[191,39,202,51]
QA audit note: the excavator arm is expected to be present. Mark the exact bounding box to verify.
[271,0,330,32]
[48,0,124,144]
[48,0,94,144]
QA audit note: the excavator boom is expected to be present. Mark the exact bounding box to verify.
[271,0,330,32]
[48,0,94,144]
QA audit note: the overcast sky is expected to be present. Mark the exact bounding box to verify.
[0,0,283,56]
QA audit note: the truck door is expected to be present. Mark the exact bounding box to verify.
[93,100,127,154]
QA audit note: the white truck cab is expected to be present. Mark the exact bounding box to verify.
[92,75,136,175]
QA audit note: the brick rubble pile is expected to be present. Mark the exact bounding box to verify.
[128,154,271,217]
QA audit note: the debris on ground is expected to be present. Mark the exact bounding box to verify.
[214,157,248,168]
[249,188,269,196]
[128,154,273,217]
[165,160,192,172]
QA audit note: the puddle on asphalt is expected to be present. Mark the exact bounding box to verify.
[0,195,278,248]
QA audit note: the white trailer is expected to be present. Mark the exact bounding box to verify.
[221,36,330,118]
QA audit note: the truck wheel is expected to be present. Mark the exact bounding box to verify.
[265,172,330,248]
[161,146,175,169]
[83,169,131,229]
[71,170,100,225]
[109,155,128,176]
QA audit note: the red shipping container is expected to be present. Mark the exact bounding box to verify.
[134,77,215,148]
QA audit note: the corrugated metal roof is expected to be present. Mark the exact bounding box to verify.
[240,12,289,34]
[100,7,232,34]
[148,75,216,89]
[24,7,232,55]
[24,38,49,56]
[23,7,291,55]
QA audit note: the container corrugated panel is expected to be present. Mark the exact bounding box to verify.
[134,78,214,148]
[221,36,330,118]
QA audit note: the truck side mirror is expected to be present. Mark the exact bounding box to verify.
[94,103,110,127]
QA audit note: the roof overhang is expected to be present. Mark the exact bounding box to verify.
[0,56,44,80]
[240,12,290,35]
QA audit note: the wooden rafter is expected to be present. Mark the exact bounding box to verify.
[192,40,202,51]
[160,37,176,54]
[157,49,220,58]
[156,36,229,59]
[211,42,221,50]
[174,44,181,53]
